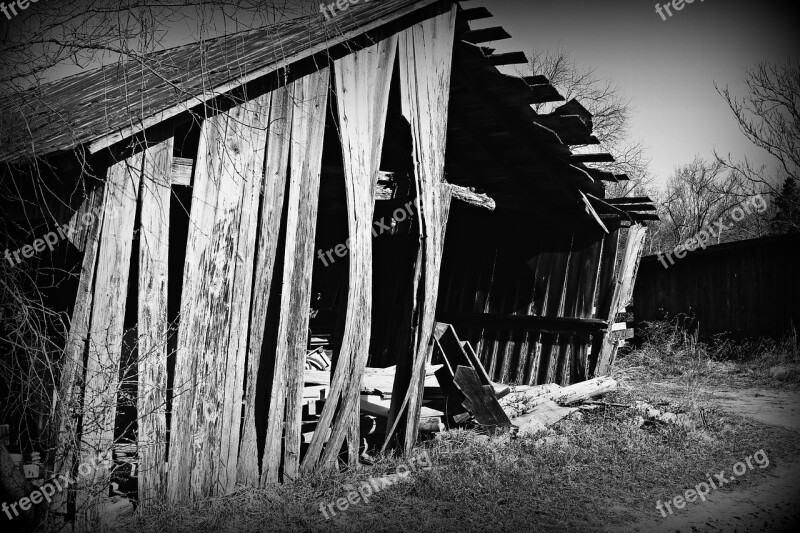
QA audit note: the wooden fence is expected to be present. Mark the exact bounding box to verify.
[634,233,800,339]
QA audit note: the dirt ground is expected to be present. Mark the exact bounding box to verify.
[614,387,800,533]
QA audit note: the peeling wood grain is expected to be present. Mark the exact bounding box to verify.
[76,151,143,530]
[303,35,396,473]
[276,69,330,480]
[51,183,106,517]
[168,92,270,501]
[137,133,173,507]
[384,7,457,453]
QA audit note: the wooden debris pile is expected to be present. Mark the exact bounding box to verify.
[299,323,618,458]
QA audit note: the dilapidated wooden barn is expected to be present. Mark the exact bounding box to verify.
[0,0,655,528]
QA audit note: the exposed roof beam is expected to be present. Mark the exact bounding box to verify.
[460,27,511,44]
[457,6,492,21]
[570,153,615,163]
[486,51,528,66]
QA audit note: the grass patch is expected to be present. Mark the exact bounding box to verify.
[107,322,800,532]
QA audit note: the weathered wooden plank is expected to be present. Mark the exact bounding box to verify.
[303,37,396,472]
[76,151,143,530]
[236,89,291,487]
[595,225,647,376]
[452,366,511,429]
[168,92,271,501]
[383,6,457,454]
[276,69,330,480]
[51,183,106,517]
[136,133,173,508]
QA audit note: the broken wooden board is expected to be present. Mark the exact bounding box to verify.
[512,400,578,435]
[452,366,511,429]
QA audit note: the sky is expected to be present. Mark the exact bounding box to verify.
[482,0,799,190]
[6,0,796,191]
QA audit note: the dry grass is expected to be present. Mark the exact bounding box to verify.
[105,323,800,533]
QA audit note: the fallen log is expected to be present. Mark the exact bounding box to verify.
[501,377,617,418]
[549,377,617,406]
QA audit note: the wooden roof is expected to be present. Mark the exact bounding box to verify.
[0,0,440,164]
[0,0,656,222]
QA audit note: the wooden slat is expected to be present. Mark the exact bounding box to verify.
[436,312,607,333]
[276,69,330,480]
[595,225,647,375]
[76,151,143,529]
[237,89,290,487]
[170,156,193,186]
[168,92,271,501]
[385,7,457,454]
[452,366,511,428]
[51,184,105,517]
[303,36,397,473]
[136,132,173,508]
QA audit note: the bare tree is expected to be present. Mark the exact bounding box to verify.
[524,47,653,198]
[646,157,770,253]
[0,0,311,89]
[716,60,799,194]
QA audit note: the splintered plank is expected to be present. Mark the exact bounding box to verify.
[51,183,106,516]
[595,225,647,375]
[303,36,397,473]
[384,5,458,455]
[168,92,271,502]
[76,151,143,529]
[137,133,173,507]
[452,366,511,429]
[588,230,620,376]
[272,69,329,481]
[238,89,290,487]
